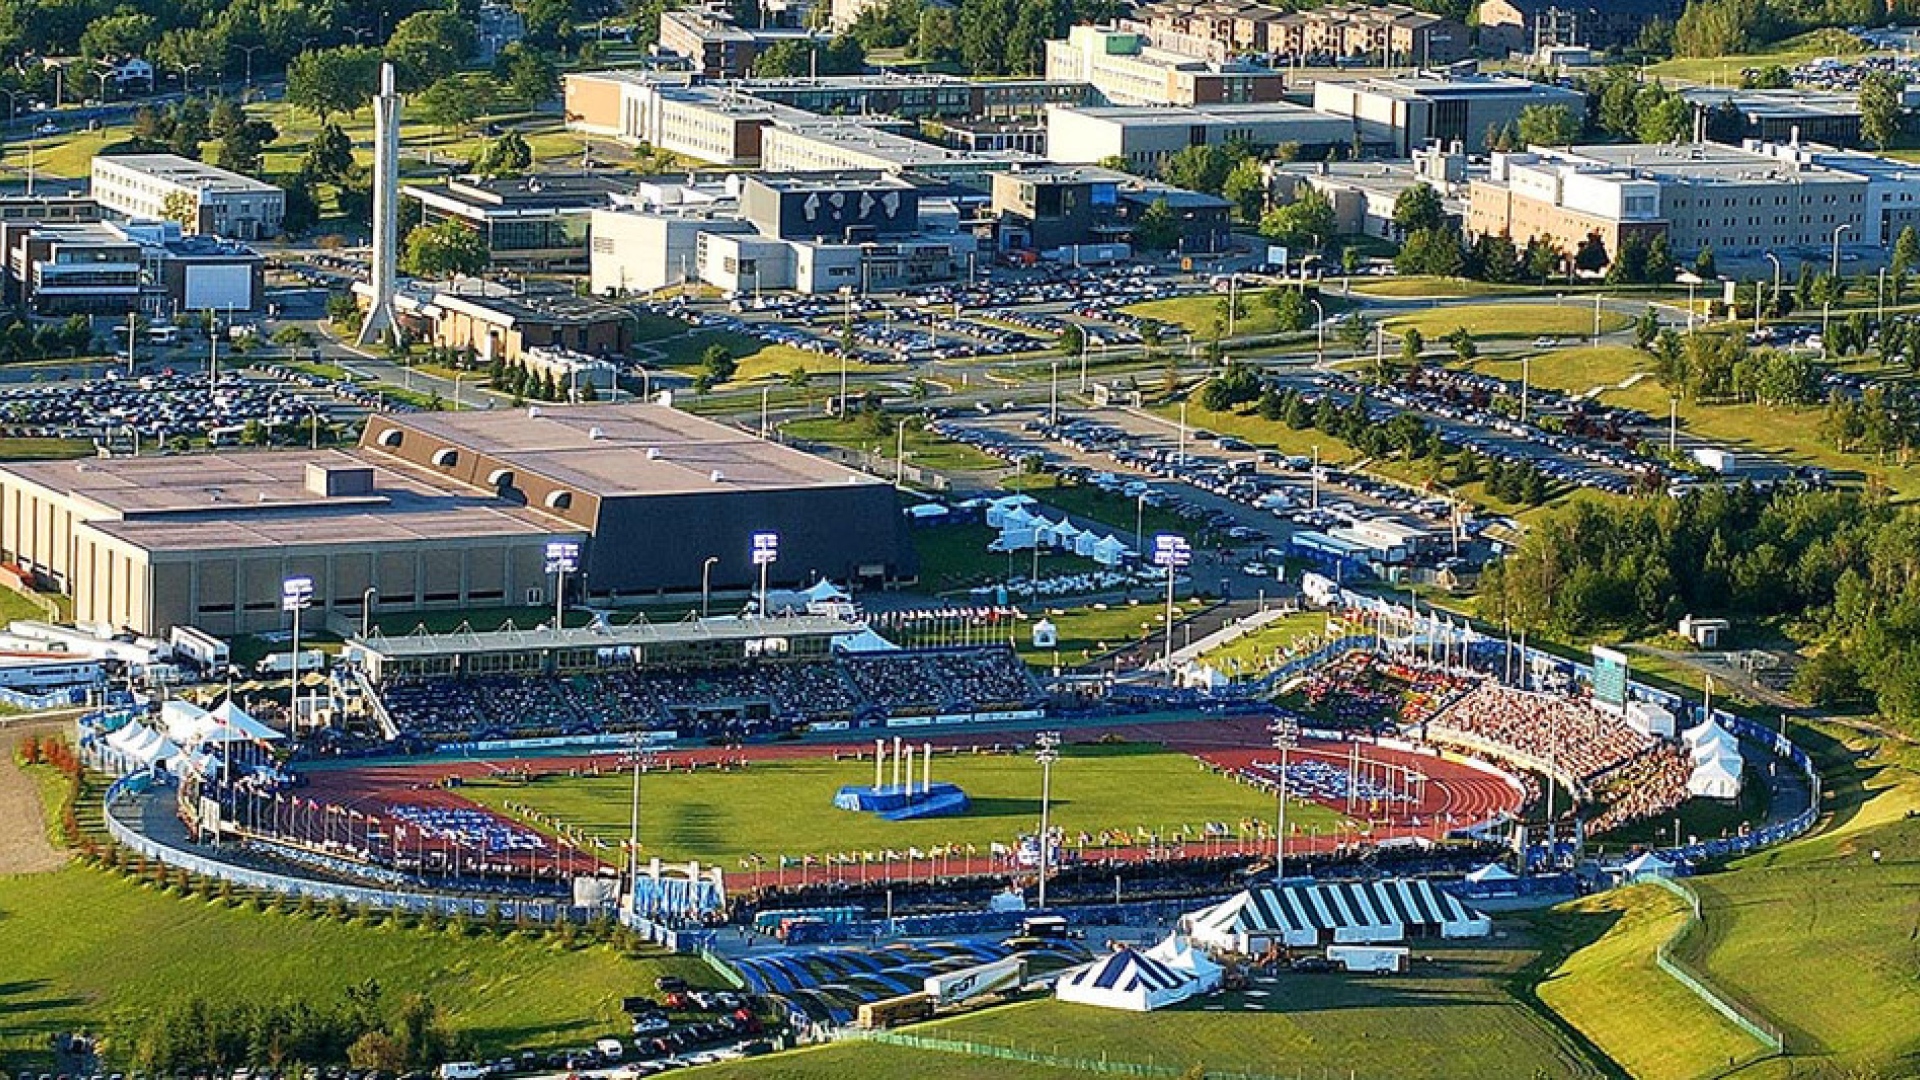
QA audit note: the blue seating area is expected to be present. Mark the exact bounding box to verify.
[831,781,971,820]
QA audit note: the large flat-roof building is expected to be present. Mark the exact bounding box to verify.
[657,6,824,79]
[1683,88,1865,149]
[401,173,633,270]
[0,404,912,637]
[1,218,263,315]
[90,155,285,240]
[1466,139,1920,261]
[1045,101,1357,168]
[1312,73,1586,156]
[563,71,795,166]
[1045,25,1285,107]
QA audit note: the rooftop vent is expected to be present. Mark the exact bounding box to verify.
[646,447,661,460]
[376,428,404,447]
[710,470,725,483]
[528,406,543,418]
[589,426,605,440]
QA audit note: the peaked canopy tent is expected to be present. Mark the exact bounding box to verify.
[1054,948,1206,1012]
[1145,935,1225,992]
[1688,755,1743,799]
[1682,720,1737,750]
[1622,851,1677,879]
[801,580,850,605]
[1464,862,1517,884]
[1182,879,1492,954]
[104,721,181,770]
[1688,727,1741,766]
[208,699,285,743]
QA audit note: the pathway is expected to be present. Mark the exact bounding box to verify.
[0,717,68,874]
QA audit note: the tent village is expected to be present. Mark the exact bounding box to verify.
[1052,878,1493,1013]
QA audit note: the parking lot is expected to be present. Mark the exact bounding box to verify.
[0,370,342,445]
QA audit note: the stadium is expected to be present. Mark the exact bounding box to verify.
[63,567,1819,1067]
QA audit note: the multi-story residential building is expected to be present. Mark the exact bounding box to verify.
[89,155,284,240]
[1477,0,1685,55]
[1124,1,1467,64]
[1044,25,1284,107]
[656,6,823,79]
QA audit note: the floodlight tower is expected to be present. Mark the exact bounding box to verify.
[358,62,401,347]
[1034,732,1061,909]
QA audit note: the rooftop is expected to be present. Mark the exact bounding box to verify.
[353,611,856,660]
[366,403,887,498]
[93,154,282,194]
[1554,142,1862,186]
[1344,73,1583,101]
[0,449,564,554]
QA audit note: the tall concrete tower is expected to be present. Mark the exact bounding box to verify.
[358,61,401,347]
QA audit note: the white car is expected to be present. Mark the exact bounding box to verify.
[1532,336,1558,348]
[32,120,58,136]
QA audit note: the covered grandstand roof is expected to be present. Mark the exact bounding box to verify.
[353,612,858,661]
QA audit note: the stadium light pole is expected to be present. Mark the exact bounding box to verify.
[1152,535,1192,680]
[751,532,779,617]
[1034,731,1061,910]
[701,556,719,618]
[545,540,580,630]
[281,576,313,729]
[626,742,657,903]
[1270,717,1298,884]
[360,586,377,638]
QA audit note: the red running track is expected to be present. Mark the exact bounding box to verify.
[292,717,1524,889]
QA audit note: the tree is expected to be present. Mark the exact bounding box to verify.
[499,44,560,107]
[1636,90,1692,144]
[1259,186,1336,250]
[1391,183,1446,236]
[1645,234,1673,284]
[1131,198,1180,252]
[417,74,492,137]
[1400,327,1424,368]
[1267,288,1310,333]
[1220,157,1266,221]
[752,39,815,77]
[208,98,247,141]
[1574,231,1610,276]
[346,1033,407,1073]
[1634,308,1661,350]
[401,220,489,278]
[1515,104,1579,147]
[80,11,158,61]
[286,47,381,123]
[1449,326,1477,363]
[472,132,532,176]
[1161,144,1234,195]
[1057,322,1084,357]
[215,119,279,176]
[699,343,737,385]
[1469,231,1521,283]
[160,191,199,230]
[1395,226,1464,277]
[1337,313,1373,354]
[303,123,356,185]
[1861,71,1905,151]
[1692,246,1717,281]
[385,10,475,92]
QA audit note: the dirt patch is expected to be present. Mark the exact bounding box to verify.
[0,720,70,874]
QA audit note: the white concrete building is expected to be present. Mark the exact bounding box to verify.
[1044,25,1284,107]
[90,155,285,240]
[1311,74,1585,157]
[1045,101,1355,168]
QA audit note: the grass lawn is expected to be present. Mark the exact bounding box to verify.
[1000,473,1193,539]
[1013,598,1208,667]
[1462,345,1654,398]
[0,584,58,624]
[462,742,1344,865]
[0,436,95,460]
[1143,400,1363,466]
[1123,288,1334,339]
[1197,610,1332,676]
[1383,304,1634,341]
[1645,29,1869,83]
[0,866,708,1069]
[910,524,1103,593]
[784,416,1003,472]
[1531,885,1768,1080]
[1348,276,1533,299]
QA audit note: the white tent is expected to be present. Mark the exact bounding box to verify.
[1682,720,1734,749]
[1045,519,1083,549]
[160,699,214,745]
[1624,700,1676,739]
[209,699,285,743]
[1464,862,1517,884]
[1178,662,1230,691]
[105,722,180,769]
[1182,879,1491,954]
[1000,506,1040,531]
[1688,755,1743,800]
[1031,619,1058,648]
[904,503,949,521]
[1073,531,1102,558]
[801,580,851,604]
[1054,948,1205,1012]
[1689,727,1741,765]
[984,497,1035,527]
[1144,935,1224,993]
[1621,852,1677,879]
[1090,535,1131,566]
[832,626,899,653]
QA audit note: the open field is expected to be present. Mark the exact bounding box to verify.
[1645,29,1869,83]
[0,436,95,460]
[0,864,707,1068]
[1383,304,1633,341]
[459,743,1342,866]
[1532,885,1766,1080]
[1348,276,1531,299]
[1123,289,1337,339]
[785,417,1004,472]
[1197,610,1332,676]
[1462,346,1653,398]
[911,524,1102,592]
[1013,599,1210,666]
[708,939,1608,1079]
[1000,473,1195,539]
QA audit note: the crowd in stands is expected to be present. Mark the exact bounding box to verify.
[1427,682,1689,836]
[1293,652,1473,730]
[376,648,1043,746]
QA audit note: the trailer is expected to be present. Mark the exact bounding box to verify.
[1326,945,1409,974]
[856,992,933,1029]
[923,956,1025,1007]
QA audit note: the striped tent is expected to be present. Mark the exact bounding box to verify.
[1054,947,1204,1012]
[1182,879,1491,953]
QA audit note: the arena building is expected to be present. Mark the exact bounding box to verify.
[0,404,913,638]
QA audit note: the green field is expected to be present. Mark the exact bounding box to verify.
[705,940,1609,1079]
[461,743,1344,866]
[1123,290,1323,340]
[1645,29,1869,83]
[1383,304,1634,342]
[1348,276,1531,299]
[0,864,707,1069]
[911,524,1103,593]
[784,416,1004,472]
[1197,610,1332,676]
[1532,886,1766,1080]
[1014,599,1209,667]
[1463,345,1654,399]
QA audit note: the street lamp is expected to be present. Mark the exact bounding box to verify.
[1832,223,1851,278]
[1034,731,1061,909]
[1152,534,1192,677]
[282,576,314,729]
[231,43,268,92]
[1764,252,1782,323]
[1270,716,1299,884]
[360,586,378,638]
[174,61,204,94]
[544,540,580,629]
[750,531,779,617]
[701,555,719,618]
[1309,297,1326,367]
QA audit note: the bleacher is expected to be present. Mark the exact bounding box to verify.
[375,647,1042,746]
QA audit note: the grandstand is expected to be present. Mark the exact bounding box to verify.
[368,635,1046,745]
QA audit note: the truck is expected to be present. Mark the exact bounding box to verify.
[437,1064,488,1080]
[1690,446,1738,474]
[1325,945,1409,974]
[923,956,1026,1007]
[855,992,933,1029]
[254,648,327,676]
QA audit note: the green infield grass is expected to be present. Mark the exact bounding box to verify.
[1197,610,1334,677]
[0,866,708,1069]
[460,742,1347,866]
[1382,304,1634,342]
[1012,599,1210,667]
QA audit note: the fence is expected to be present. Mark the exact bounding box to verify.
[102,775,571,923]
[1643,874,1785,1056]
[848,1028,1401,1080]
